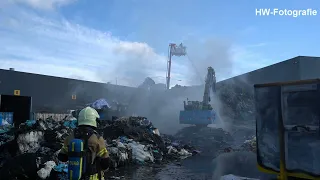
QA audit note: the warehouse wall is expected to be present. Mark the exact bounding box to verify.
[1,56,319,113]
[217,56,302,87]
[298,56,320,80]
[0,70,136,113]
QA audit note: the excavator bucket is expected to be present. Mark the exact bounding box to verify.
[179,109,216,125]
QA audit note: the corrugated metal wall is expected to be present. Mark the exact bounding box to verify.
[0,70,136,113]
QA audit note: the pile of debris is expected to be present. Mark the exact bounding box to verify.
[0,116,196,179]
[217,79,255,126]
[171,126,234,156]
[240,136,256,152]
[167,126,257,156]
[100,117,195,166]
[221,136,256,153]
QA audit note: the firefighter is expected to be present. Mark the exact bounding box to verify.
[58,107,110,180]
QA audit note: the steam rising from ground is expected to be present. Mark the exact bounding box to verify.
[212,152,275,179]
[207,93,230,131]
[127,82,236,135]
[126,83,204,134]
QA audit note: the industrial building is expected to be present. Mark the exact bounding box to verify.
[0,69,135,113]
[219,56,320,85]
[0,56,319,113]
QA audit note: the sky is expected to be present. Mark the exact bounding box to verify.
[0,0,319,87]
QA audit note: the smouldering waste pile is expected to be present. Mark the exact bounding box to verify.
[0,116,196,179]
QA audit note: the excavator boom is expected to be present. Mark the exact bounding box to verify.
[203,67,216,106]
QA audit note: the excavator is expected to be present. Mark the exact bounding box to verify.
[179,66,217,126]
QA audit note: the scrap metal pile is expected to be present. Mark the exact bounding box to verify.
[0,115,196,179]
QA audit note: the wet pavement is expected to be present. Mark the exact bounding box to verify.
[106,155,214,180]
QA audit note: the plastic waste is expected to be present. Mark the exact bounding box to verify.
[119,136,129,143]
[17,131,44,153]
[167,146,192,159]
[0,112,13,126]
[1,119,9,126]
[139,119,151,126]
[37,161,56,179]
[178,149,192,156]
[171,142,179,147]
[167,146,178,154]
[128,141,154,164]
[25,120,36,127]
[89,98,111,109]
[63,120,77,129]
[0,125,12,134]
[152,128,160,136]
[117,141,126,149]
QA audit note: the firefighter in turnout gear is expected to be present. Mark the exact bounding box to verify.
[58,107,110,180]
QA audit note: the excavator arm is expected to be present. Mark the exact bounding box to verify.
[202,67,216,106]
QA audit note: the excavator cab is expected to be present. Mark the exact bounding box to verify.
[254,79,320,180]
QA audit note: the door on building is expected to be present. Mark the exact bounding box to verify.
[0,95,32,127]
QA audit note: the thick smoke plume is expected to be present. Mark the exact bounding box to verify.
[113,37,251,135]
[121,37,237,134]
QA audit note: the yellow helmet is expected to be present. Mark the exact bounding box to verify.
[78,107,100,128]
